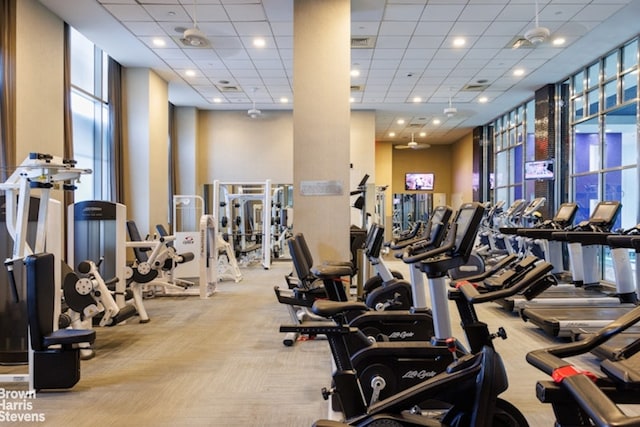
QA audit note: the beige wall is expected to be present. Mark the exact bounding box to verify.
[175,107,198,196]
[16,0,64,160]
[197,110,294,185]
[193,109,375,189]
[450,133,475,209]
[391,144,453,197]
[380,133,475,217]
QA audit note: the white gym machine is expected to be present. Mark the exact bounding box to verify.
[147,194,218,298]
[0,153,89,389]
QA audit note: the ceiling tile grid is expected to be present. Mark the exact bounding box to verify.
[64,0,635,143]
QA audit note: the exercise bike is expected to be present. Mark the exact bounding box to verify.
[362,205,452,311]
[275,229,438,345]
[282,203,555,423]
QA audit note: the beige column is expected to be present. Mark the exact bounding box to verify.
[123,68,169,235]
[293,0,351,262]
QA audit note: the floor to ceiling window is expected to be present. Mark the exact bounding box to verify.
[491,99,535,208]
[567,37,639,281]
[69,26,110,201]
[569,38,638,229]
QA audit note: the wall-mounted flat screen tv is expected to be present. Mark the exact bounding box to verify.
[405,173,434,190]
[525,160,554,180]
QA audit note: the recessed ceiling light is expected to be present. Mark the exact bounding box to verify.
[419,132,426,137]
[432,119,441,125]
[478,96,489,103]
[413,97,422,103]
[213,98,222,103]
[253,38,266,48]
[453,37,466,47]
[185,70,196,77]
[279,97,289,103]
[350,69,361,77]
[389,132,396,137]
[397,119,405,125]
[552,37,566,46]
[350,97,355,103]
[513,68,525,77]
[152,38,166,47]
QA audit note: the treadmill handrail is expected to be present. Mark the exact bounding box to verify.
[526,305,640,375]
[457,262,553,304]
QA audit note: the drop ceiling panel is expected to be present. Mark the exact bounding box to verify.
[383,4,425,21]
[375,36,412,49]
[421,4,465,21]
[102,4,152,21]
[223,4,266,21]
[41,0,640,145]
[458,4,508,21]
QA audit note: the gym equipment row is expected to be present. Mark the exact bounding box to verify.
[277,198,640,425]
[279,202,562,425]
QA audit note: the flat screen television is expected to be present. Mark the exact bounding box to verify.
[525,160,554,180]
[405,173,434,191]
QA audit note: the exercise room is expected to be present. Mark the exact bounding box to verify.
[1,0,640,425]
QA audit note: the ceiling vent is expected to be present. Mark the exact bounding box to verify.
[351,36,376,49]
[462,83,490,92]
[216,85,241,92]
[350,85,364,92]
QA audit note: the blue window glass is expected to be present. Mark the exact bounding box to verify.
[573,174,599,223]
[573,70,585,94]
[603,51,618,80]
[604,103,637,168]
[587,62,600,89]
[587,89,599,115]
[574,117,600,173]
[573,96,584,120]
[513,144,523,184]
[603,80,617,109]
[496,151,508,187]
[622,71,637,102]
[622,40,638,71]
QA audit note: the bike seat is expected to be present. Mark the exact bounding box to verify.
[312,300,369,317]
[311,264,353,279]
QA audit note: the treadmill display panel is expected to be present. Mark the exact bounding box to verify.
[591,202,620,225]
[555,203,577,223]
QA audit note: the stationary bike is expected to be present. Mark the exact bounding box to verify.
[362,205,452,311]
[283,203,555,422]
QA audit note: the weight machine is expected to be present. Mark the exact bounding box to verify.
[152,195,218,298]
[213,180,272,269]
[0,153,92,390]
[270,185,293,260]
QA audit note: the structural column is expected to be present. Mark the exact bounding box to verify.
[123,68,169,235]
[293,0,351,262]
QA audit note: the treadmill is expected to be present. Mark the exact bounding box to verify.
[521,201,640,338]
[493,202,578,311]
[517,202,578,274]
[589,234,640,360]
